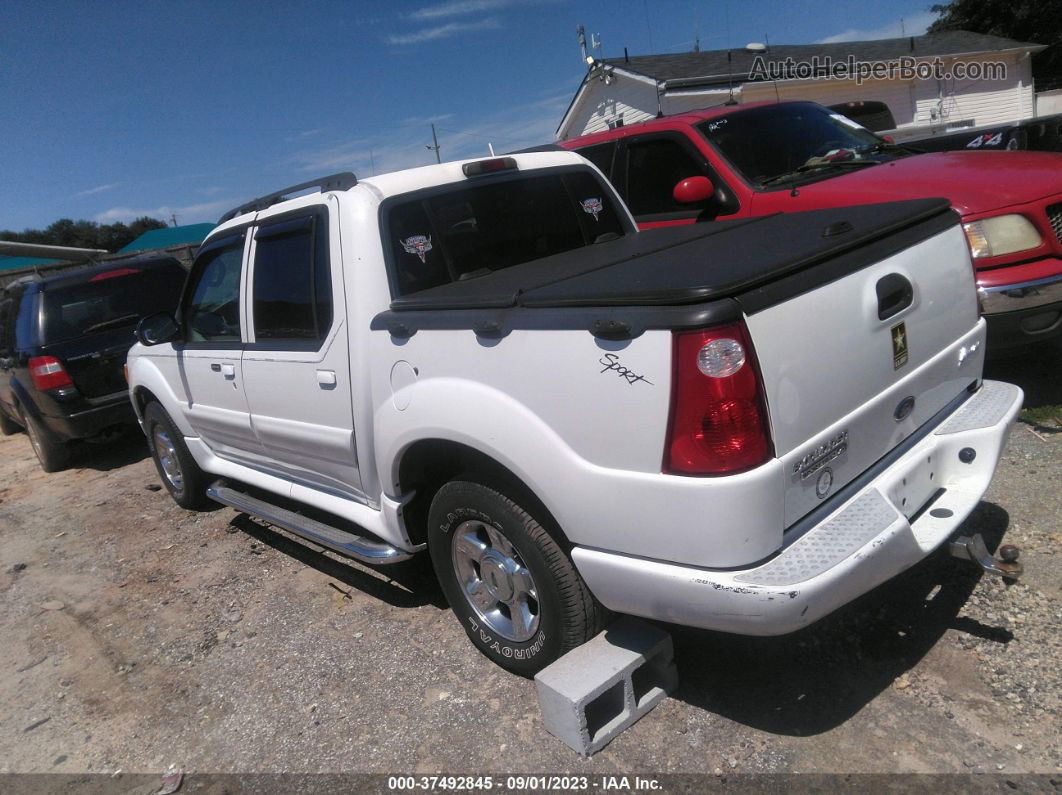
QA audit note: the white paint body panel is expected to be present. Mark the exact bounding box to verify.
[128,150,1020,635]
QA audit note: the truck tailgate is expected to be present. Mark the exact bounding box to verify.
[740,223,983,527]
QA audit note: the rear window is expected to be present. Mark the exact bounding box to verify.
[386,169,627,296]
[40,263,187,344]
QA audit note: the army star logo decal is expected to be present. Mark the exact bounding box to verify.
[891,321,909,370]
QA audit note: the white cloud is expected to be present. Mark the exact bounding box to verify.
[291,87,574,178]
[75,182,121,197]
[386,17,501,45]
[815,11,938,45]
[408,0,512,21]
[95,198,233,225]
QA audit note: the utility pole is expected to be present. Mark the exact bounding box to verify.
[427,123,441,163]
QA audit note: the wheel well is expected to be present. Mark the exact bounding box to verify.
[132,386,159,418]
[396,439,569,549]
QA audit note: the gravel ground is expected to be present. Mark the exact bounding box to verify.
[0,345,1059,781]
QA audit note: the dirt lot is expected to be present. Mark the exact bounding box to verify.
[1,346,1059,781]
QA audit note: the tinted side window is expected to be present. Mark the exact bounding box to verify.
[185,238,244,343]
[625,138,710,216]
[577,142,617,180]
[252,215,331,341]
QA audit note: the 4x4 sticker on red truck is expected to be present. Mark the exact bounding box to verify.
[580,198,604,221]
[401,235,433,263]
[892,321,909,369]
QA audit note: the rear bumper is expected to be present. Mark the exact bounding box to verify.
[572,379,1023,636]
[41,393,136,441]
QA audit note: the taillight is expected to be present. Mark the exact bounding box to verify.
[28,356,74,392]
[664,323,772,475]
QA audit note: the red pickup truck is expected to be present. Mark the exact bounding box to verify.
[560,101,1062,350]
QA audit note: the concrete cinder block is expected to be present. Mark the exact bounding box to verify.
[534,616,678,756]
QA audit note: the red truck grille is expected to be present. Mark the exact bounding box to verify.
[1048,202,1062,246]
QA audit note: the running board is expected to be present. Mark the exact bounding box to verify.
[206,481,413,565]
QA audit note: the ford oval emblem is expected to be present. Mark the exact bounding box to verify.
[894,395,916,422]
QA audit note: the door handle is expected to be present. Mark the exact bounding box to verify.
[221,363,236,378]
[877,273,914,320]
[317,369,337,387]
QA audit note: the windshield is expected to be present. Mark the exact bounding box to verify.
[386,169,628,296]
[698,103,897,186]
[41,263,187,344]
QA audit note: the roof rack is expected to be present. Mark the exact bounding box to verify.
[217,172,358,224]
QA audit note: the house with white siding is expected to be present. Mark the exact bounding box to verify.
[557,30,1047,141]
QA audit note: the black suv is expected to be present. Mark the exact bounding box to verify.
[0,255,187,471]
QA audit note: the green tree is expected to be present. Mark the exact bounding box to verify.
[0,216,167,253]
[929,0,1062,91]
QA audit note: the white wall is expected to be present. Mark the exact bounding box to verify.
[1037,88,1062,116]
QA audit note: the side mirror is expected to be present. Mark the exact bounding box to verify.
[673,176,715,205]
[136,312,179,346]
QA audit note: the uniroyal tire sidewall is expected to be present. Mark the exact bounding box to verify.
[428,485,563,674]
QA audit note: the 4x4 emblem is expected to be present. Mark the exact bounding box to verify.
[891,321,909,370]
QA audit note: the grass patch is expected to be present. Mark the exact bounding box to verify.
[1020,404,1062,425]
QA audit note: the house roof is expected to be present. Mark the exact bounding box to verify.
[604,30,1046,87]
[118,222,215,254]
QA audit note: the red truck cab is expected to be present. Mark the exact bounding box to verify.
[560,101,1062,349]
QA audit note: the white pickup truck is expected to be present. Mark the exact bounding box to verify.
[128,152,1023,674]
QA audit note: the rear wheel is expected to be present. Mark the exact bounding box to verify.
[427,479,605,675]
[0,410,20,436]
[21,409,71,472]
[143,402,212,510]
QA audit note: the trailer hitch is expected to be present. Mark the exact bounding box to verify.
[949,534,1022,582]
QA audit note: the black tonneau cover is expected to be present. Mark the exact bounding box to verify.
[389,199,955,312]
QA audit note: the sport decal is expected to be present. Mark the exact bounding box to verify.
[580,197,604,221]
[400,235,432,263]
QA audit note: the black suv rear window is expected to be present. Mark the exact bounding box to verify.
[41,263,187,345]
[386,170,626,296]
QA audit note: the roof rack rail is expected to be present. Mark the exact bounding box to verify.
[217,172,358,224]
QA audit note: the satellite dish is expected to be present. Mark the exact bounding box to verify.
[745,42,767,53]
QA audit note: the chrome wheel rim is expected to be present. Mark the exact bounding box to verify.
[152,426,183,491]
[451,520,539,642]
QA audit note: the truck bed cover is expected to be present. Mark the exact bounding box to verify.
[387,198,955,313]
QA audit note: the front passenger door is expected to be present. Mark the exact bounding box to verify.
[621,134,738,228]
[175,231,265,464]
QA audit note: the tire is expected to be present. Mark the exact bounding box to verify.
[21,409,71,472]
[427,479,604,675]
[0,409,20,436]
[143,402,212,510]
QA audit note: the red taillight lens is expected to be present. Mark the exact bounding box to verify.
[664,323,771,475]
[28,356,74,391]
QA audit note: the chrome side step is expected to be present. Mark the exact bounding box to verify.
[206,481,413,565]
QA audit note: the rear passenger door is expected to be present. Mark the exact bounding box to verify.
[240,203,362,497]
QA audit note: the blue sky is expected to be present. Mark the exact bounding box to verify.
[1,0,937,232]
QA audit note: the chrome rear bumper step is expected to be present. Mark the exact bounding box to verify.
[206,481,413,565]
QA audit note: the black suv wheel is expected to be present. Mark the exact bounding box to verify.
[21,409,71,472]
